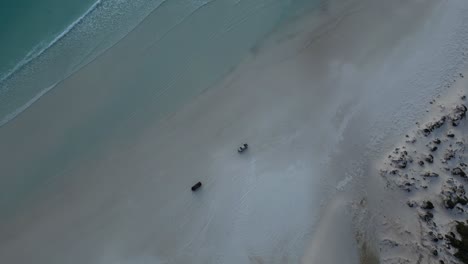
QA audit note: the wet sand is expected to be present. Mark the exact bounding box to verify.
[1,0,468,263]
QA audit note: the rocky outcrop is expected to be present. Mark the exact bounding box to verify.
[441,179,468,209]
[452,167,467,178]
[449,104,467,127]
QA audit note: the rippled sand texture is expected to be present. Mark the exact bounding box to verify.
[1,0,468,263]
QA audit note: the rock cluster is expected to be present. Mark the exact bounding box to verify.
[379,97,467,263]
[441,178,468,210]
[449,104,467,127]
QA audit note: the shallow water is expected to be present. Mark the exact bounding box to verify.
[0,0,321,215]
[0,0,165,125]
[0,0,97,81]
[0,0,319,127]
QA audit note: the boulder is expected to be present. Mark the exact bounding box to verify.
[421,201,434,210]
[424,154,434,163]
[452,167,467,178]
[422,171,439,178]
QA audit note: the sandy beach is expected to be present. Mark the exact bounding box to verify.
[370,78,467,264]
[1,0,468,263]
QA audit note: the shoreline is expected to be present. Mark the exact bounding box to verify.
[0,0,322,129]
[0,0,102,84]
[0,0,168,127]
[0,0,297,216]
[1,0,468,263]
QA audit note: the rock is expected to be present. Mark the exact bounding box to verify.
[460,73,465,78]
[422,128,431,136]
[447,132,455,138]
[418,160,425,166]
[392,159,407,169]
[462,95,466,100]
[407,200,415,208]
[433,138,441,144]
[422,171,439,178]
[390,151,411,169]
[422,211,434,222]
[452,167,467,178]
[429,231,439,242]
[443,149,456,162]
[424,154,434,163]
[398,180,416,192]
[459,197,468,205]
[456,205,465,213]
[421,201,434,210]
[432,249,438,256]
[445,199,456,209]
[421,117,446,136]
[449,104,467,126]
[429,146,438,152]
[445,221,468,264]
[441,179,468,209]
[435,116,447,127]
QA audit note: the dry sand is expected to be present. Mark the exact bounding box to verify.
[1,0,468,263]
[362,76,468,264]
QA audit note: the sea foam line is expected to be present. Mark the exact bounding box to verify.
[0,82,58,127]
[0,0,102,85]
[0,0,172,128]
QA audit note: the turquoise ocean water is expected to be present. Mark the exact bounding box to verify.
[0,0,169,126]
[0,0,320,127]
[0,0,97,82]
[0,0,324,216]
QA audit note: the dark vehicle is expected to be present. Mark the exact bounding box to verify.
[238,143,248,153]
[191,182,202,191]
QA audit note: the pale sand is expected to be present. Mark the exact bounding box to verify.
[1,0,468,263]
[363,75,467,264]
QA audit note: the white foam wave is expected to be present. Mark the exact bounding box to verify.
[0,0,102,85]
[0,0,170,128]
